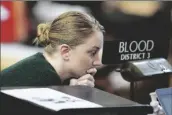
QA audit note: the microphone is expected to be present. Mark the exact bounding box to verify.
[120,58,172,82]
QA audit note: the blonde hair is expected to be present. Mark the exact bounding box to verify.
[34,11,105,53]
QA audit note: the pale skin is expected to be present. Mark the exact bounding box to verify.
[43,30,104,87]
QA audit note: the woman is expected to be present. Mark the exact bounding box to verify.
[1,11,105,87]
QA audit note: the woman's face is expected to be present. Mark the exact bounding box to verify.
[68,31,104,78]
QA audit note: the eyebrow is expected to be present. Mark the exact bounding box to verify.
[92,46,100,50]
[87,46,100,53]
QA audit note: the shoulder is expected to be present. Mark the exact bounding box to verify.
[1,52,44,73]
[0,53,45,85]
[0,52,62,86]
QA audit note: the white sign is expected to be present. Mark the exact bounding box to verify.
[1,88,102,111]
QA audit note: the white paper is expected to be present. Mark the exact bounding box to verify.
[1,88,102,111]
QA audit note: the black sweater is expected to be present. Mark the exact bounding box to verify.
[0,53,62,87]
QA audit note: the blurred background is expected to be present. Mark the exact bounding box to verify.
[1,1,172,104]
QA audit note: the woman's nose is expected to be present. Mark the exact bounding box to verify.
[93,49,103,67]
[93,60,102,67]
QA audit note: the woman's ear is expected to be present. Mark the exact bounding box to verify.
[59,44,71,61]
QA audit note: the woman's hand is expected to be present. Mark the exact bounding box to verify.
[69,68,97,87]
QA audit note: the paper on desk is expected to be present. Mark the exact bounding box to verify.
[1,88,102,111]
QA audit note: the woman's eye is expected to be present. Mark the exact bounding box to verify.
[91,51,97,56]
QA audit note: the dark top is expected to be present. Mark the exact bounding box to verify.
[0,53,62,87]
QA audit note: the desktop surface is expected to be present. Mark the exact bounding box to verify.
[0,86,153,115]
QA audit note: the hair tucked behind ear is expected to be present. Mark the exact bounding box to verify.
[34,23,51,46]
